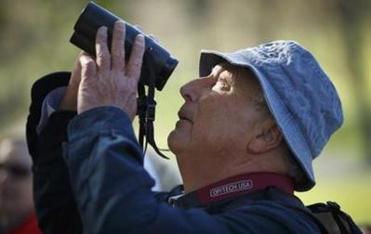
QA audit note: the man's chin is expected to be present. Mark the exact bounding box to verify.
[167,129,188,155]
[167,130,179,153]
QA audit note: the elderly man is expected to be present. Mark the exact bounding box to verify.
[0,138,41,234]
[27,21,344,233]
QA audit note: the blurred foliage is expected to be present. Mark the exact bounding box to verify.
[0,0,370,223]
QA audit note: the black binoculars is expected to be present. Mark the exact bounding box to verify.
[70,1,178,91]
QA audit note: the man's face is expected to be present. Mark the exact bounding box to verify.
[168,64,267,160]
[0,140,34,226]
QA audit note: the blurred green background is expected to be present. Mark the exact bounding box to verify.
[0,0,370,224]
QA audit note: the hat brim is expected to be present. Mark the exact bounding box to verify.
[199,50,315,191]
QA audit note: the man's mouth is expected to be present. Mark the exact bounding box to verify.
[178,110,193,123]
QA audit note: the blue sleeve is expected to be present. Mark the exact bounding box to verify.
[63,107,319,234]
[33,111,82,234]
[36,87,66,134]
[27,72,85,234]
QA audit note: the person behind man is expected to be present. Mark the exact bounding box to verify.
[0,138,41,234]
[26,21,347,233]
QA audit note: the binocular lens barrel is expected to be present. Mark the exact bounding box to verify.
[70,2,178,90]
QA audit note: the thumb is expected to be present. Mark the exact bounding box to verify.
[69,52,84,87]
[80,53,97,82]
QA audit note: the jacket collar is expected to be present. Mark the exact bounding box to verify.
[169,172,294,208]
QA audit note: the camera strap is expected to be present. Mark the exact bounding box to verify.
[137,68,169,159]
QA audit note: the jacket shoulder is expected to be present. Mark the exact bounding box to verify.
[216,189,322,233]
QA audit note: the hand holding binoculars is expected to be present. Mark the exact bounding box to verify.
[69,2,176,158]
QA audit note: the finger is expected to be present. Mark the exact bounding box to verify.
[126,34,145,83]
[95,26,111,73]
[111,21,126,71]
[80,54,97,82]
[69,52,83,85]
[60,52,85,111]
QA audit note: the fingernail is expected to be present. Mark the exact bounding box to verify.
[115,20,125,26]
[115,21,125,31]
[79,55,88,64]
[79,54,93,64]
[137,34,145,42]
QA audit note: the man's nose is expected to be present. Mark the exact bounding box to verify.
[180,78,213,102]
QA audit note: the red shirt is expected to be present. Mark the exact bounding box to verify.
[8,214,42,234]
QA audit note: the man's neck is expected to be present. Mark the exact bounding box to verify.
[177,151,290,193]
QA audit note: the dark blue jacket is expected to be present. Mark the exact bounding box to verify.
[27,72,322,234]
[64,106,321,234]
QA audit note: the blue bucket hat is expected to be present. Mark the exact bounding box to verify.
[199,40,343,191]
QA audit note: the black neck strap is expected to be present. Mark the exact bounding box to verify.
[137,66,168,159]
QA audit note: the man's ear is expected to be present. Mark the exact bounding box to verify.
[247,120,283,154]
